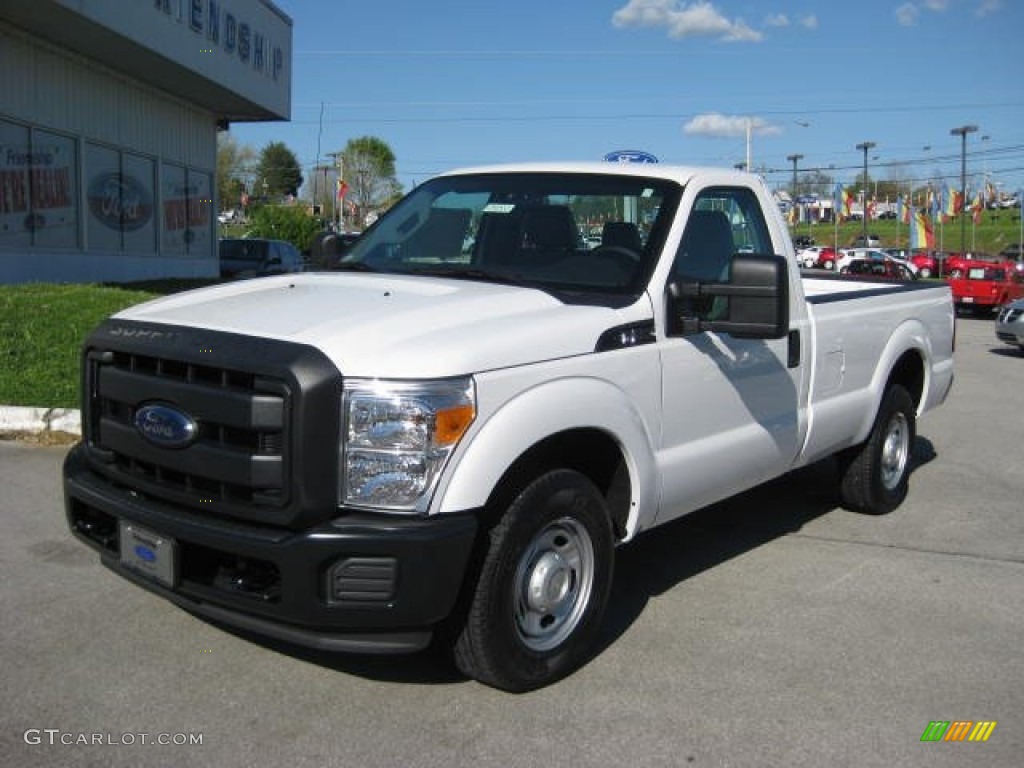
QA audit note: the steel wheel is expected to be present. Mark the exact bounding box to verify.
[452,469,614,692]
[879,412,911,491]
[512,517,595,653]
[839,384,916,515]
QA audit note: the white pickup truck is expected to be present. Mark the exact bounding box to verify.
[65,163,955,691]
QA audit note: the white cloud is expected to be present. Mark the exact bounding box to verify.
[682,113,781,138]
[976,0,1002,16]
[612,0,763,43]
[764,13,789,27]
[800,14,818,29]
[895,3,920,25]
[896,0,992,26]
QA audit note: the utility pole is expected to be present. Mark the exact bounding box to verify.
[787,152,803,209]
[856,141,876,246]
[950,125,978,256]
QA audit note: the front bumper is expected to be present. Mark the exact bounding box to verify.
[64,444,478,653]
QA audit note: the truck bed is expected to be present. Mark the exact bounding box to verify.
[797,274,955,466]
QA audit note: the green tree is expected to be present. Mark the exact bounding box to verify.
[799,169,835,199]
[246,205,322,253]
[336,136,401,228]
[216,132,255,212]
[256,141,303,200]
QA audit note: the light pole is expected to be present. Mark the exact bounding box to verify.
[856,141,876,246]
[745,117,752,173]
[787,153,803,229]
[950,124,978,255]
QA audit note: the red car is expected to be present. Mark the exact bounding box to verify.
[841,258,917,281]
[944,253,1017,278]
[909,250,944,278]
[947,265,1024,314]
[797,246,840,270]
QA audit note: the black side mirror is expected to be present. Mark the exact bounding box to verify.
[667,253,789,339]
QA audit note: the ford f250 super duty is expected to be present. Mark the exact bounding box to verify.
[65,163,955,691]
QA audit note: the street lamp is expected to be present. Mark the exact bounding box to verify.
[787,154,803,199]
[787,153,803,228]
[950,124,978,255]
[856,141,876,246]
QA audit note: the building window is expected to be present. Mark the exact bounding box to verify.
[0,119,79,250]
[85,142,157,254]
[161,163,212,257]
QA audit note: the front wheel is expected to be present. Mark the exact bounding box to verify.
[452,469,614,692]
[838,385,916,514]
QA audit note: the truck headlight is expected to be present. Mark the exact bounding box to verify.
[341,378,476,511]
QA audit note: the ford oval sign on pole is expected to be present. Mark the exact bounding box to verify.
[604,150,658,164]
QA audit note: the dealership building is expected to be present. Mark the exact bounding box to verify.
[0,0,292,284]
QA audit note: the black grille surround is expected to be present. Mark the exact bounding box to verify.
[80,319,342,530]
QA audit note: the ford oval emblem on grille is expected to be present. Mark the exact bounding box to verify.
[133,404,198,448]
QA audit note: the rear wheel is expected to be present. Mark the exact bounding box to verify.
[453,469,614,692]
[838,385,915,514]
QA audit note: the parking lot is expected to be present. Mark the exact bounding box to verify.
[1,315,1021,767]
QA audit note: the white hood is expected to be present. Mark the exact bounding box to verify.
[117,273,640,378]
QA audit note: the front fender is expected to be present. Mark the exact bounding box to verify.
[433,376,659,540]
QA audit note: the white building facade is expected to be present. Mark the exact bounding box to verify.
[0,0,292,283]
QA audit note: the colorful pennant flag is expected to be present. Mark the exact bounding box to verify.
[909,208,935,249]
[944,184,962,218]
[971,190,984,224]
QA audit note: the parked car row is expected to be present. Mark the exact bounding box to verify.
[798,245,918,279]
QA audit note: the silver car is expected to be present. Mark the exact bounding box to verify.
[995,298,1024,350]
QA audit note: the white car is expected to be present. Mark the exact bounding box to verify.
[796,245,827,269]
[995,299,1024,350]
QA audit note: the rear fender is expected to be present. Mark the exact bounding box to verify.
[853,315,944,444]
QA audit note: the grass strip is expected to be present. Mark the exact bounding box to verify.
[0,281,215,409]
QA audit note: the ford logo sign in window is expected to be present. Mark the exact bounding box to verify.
[133,404,198,448]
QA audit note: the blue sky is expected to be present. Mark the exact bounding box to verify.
[231,0,1024,198]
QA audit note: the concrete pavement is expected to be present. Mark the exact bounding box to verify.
[1,315,1021,767]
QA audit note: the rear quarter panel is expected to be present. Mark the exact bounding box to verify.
[798,278,954,465]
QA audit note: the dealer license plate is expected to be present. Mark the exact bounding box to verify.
[119,521,177,587]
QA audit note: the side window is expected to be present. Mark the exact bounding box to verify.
[672,187,772,283]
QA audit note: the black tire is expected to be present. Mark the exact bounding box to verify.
[453,469,614,692]
[838,385,915,515]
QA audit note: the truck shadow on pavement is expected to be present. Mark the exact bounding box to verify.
[208,438,936,688]
[596,439,935,657]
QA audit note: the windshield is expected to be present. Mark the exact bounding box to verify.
[338,172,681,306]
